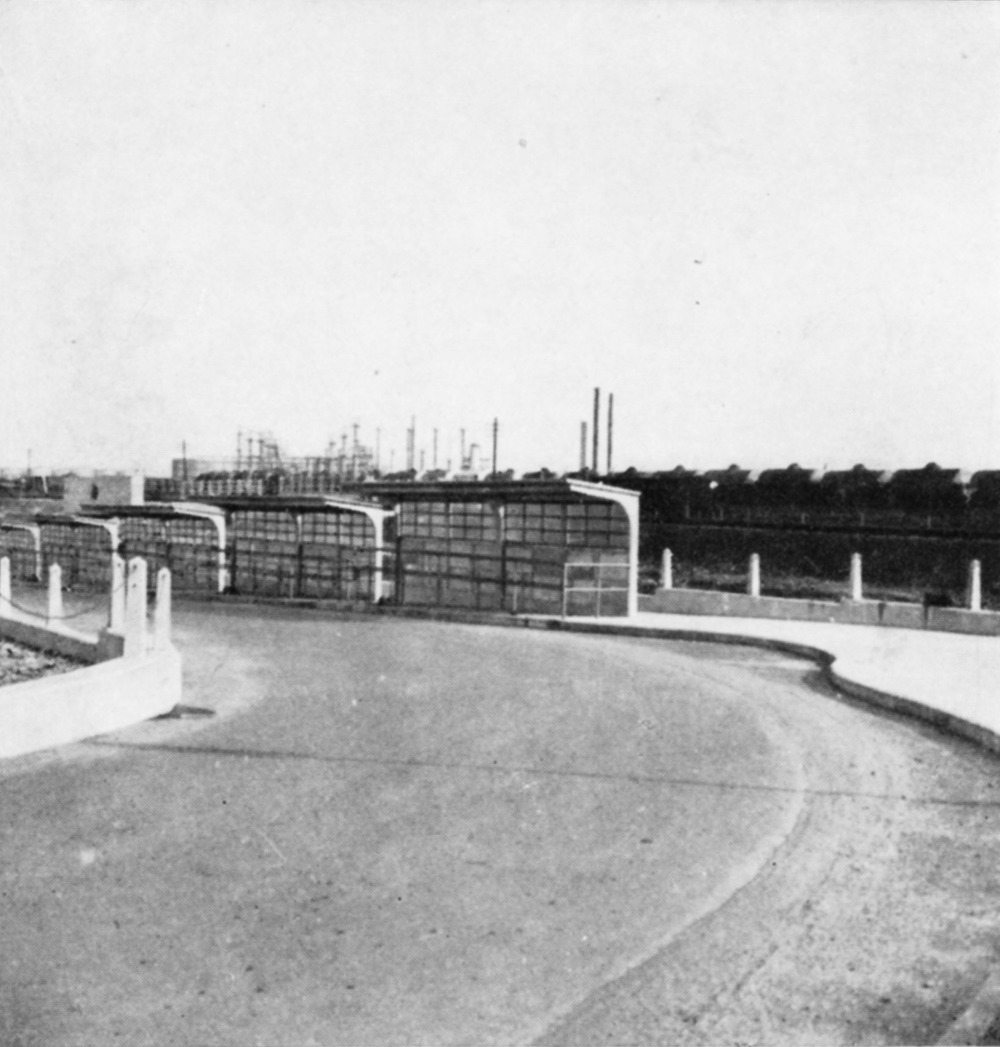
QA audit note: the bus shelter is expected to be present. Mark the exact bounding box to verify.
[0,520,42,581]
[35,515,119,589]
[363,478,639,617]
[208,496,392,603]
[88,503,228,593]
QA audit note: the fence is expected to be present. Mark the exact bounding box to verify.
[562,558,630,617]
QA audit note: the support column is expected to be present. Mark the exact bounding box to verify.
[155,567,172,648]
[748,553,761,597]
[968,559,982,612]
[47,564,63,625]
[110,553,126,631]
[850,552,863,602]
[0,556,10,618]
[660,548,673,590]
[124,558,148,658]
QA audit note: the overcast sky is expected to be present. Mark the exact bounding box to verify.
[1,1,998,477]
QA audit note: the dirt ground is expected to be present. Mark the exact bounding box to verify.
[0,640,83,687]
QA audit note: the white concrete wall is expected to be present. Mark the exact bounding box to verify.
[0,555,182,760]
[0,647,181,759]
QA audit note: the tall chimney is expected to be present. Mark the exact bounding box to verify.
[580,422,587,472]
[607,392,614,474]
[592,387,600,473]
[492,418,498,476]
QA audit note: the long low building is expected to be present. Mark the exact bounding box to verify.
[344,478,639,617]
[0,479,640,617]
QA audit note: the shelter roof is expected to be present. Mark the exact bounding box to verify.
[84,501,226,519]
[342,478,639,505]
[197,494,392,518]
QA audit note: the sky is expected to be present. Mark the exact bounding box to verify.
[1,0,998,477]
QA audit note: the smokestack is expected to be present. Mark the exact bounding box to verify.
[592,387,600,473]
[607,393,614,474]
[433,428,438,469]
[460,428,466,470]
[492,418,498,476]
[580,422,587,471]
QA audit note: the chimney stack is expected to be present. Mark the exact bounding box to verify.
[592,387,600,474]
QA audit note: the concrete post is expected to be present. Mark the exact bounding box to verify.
[47,564,63,625]
[0,557,10,618]
[155,567,172,648]
[968,559,982,612]
[110,553,126,631]
[850,553,863,602]
[124,557,148,658]
[748,553,761,597]
[661,549,673,590]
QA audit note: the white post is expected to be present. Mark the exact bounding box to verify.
[155,567,172,648]
[748,553,761,597]
[661,548,673,590]
[0,556,10,618]
[850,552,863,602]
[968,559,982,612]
[110,553,126,631]
[47,564,63,625]
[124,557,148,658]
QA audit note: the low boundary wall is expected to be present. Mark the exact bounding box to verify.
[640,587,1000,637]
[0,557,182,760]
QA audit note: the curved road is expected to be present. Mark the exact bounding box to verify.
[2,604,1000,1045]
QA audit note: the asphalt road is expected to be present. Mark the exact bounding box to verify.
[3,604,1000,1045]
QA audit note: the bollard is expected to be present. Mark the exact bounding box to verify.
[968,559,982,612]
[661,548,673,590]
[850,552,863,602]
[124,558,148,658]
[155,567,172,648]
[748,553,761,597]
[110,553,126,631]
[47,564,64,625]
[0,556,10,618]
